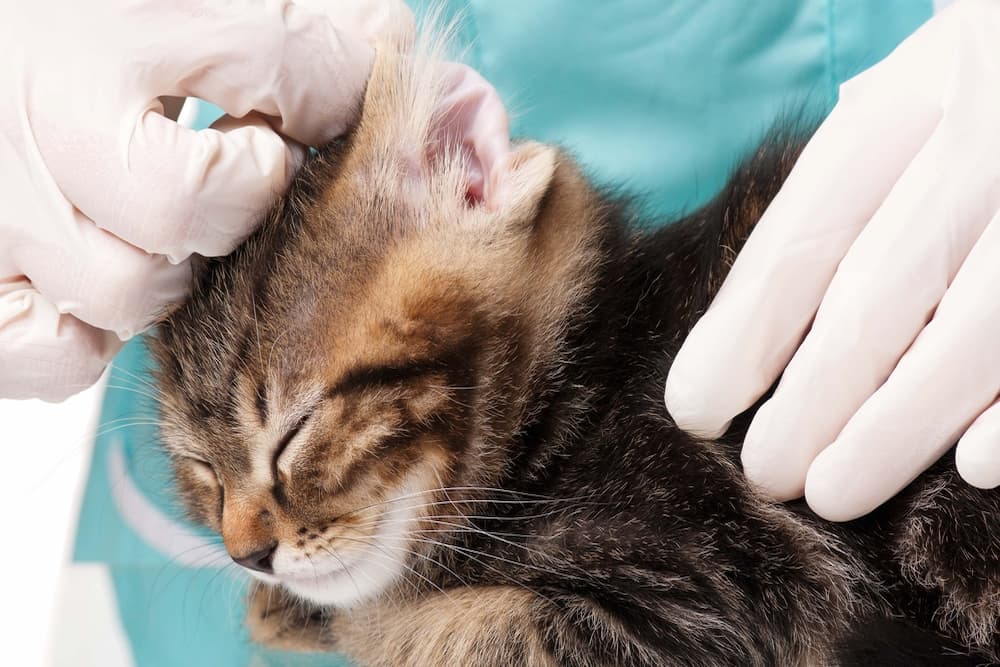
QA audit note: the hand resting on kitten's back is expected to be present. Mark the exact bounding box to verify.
[151,41,1000,667]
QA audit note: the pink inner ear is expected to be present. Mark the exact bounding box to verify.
[429,63,511,208]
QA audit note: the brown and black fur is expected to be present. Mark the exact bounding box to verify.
[152,46,1000,666]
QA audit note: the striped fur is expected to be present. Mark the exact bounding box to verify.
[152,41,1000,666]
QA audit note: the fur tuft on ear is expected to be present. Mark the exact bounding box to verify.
[486,142,558,221]
[339,19,512,219]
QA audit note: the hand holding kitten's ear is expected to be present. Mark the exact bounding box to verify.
[0,0,412,401]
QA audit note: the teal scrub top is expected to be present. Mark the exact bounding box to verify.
[73,2,933,665]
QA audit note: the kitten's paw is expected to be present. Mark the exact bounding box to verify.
[245,582,336,652]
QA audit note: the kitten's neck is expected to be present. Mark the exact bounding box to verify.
[495,167,684,492]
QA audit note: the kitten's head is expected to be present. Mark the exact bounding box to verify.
[152,48,601,606]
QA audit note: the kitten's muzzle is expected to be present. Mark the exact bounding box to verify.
[222,495,279,573]
[231,542,278,574]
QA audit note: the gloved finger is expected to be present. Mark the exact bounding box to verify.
[151,0,413,146]
[210,112,309,179]
[11,205,192,339]
[0,278,121,402]
[101,110,300,261]
[663,14,956,439]
[739,41,1000,501]
[956,399,1000,489]
[803,207,1000,521]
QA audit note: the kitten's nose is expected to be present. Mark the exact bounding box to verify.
[232,542,278,574]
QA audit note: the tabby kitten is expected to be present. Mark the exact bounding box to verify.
[152,46,1000,666]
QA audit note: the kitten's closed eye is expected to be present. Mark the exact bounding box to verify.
[176,456,224,529]
[186,457,220,488]
[273,414,311,490]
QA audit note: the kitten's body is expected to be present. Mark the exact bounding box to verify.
[153,48,1000,666]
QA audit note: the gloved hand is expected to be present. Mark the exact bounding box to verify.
[0,0,415,401]
[664,0,1000,521]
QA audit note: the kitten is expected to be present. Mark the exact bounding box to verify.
[152,45,1000,666]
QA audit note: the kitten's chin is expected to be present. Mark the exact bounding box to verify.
[279,478,431,609]
[280,553,398,608]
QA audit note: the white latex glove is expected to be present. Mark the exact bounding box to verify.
[0,0,415,401]
[664,0,1000,521]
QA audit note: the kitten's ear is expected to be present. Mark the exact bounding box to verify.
[485,141,558,221]
[431,65,557,217]
[353,54,556,216]
[430,63,511,205]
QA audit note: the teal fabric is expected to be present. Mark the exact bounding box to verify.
[74,2,932,665]
[109,565,344,667]
[416,0,931,218]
